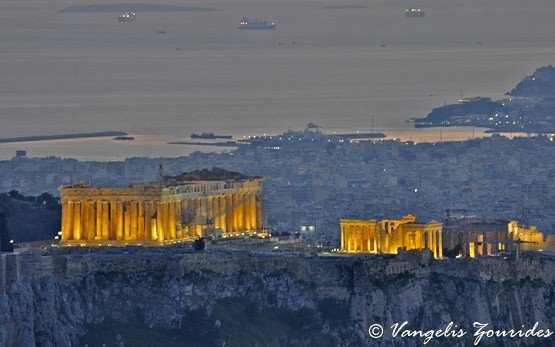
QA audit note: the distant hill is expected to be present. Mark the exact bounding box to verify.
[413,65,555,132]
[58,3,217,13]
[507,65,555,98]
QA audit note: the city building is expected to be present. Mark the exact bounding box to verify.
[59,167,265,246]
[339,214,443,258]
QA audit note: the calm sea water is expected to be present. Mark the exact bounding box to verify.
[1,0,554,160]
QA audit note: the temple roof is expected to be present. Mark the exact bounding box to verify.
[163,167,261,186]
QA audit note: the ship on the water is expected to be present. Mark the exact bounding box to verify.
[118,12,136,22]
[405,7,425,18]
[113,136,135,141]
[191,132,233,140]
[238,17,276,30]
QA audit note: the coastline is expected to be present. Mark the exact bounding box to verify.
[0,127,524,161]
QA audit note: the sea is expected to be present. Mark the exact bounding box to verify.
[1,0,554,160]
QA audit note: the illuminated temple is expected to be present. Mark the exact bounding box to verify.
[339,214,443,258]
[59,167,265,246]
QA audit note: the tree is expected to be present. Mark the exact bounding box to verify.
[443,244,462,259]
[192,237,206,251]
[37,192,57,206]
[0,213,14,252]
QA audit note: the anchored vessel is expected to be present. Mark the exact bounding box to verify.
[113,136,135,141]
[238,17,276,30]
[191,132,232,140]
[118,11,136,22]
[405,7,425,18]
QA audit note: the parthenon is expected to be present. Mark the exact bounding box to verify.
[59,167,265,246]
[340,214,443,259]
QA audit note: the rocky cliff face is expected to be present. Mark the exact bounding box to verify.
[0,250,553,346]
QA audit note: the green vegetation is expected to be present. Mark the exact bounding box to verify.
[80,298,336,347]
[0,213,14,252]
[211,298,335,347]
[318,299,349,324]
[80,317,218,347]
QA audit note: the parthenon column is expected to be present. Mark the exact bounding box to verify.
[86,202,96,241]
[232,194,239,233]
[123,203,131,240]
[144,202,152,240]
[340,225,345,251]
[181,199,190,237]
[206,197,214,227]
[429,230,437,258]
[96,202,103,240]
[138,202,145,240]
[130,202,138,240]
[225,195,233,234]
[175,201,182,239]
[239,193,246,231]
[101,201,109,240]
[251,193,256,230]
[219,196,227,234]
[116,202,124,241]
[437,230,443,259]
[62,201,73,241]
[110,201,117,240]
[256,195,263,230]
[73,202,82,240]
[156,203,165,241]
[213,197,220,230]
[169,201,176,239]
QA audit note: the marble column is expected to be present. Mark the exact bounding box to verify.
[247,194,254,230]
[87,202,96,241]
[169,201,176,239]
[437,230,443,259]
[238,194,245,231]
[156,203,165,241]
[62,201,73,241]
[73,202,82,241]
[430,230,437,258]
[130,202,138,240]
[225,195,233,234]
[144,202,152,240]
[102,202,109,240]
[175,201,183,239]
[218,196,226,234]
[213,197,220,229]
[116,202,124,241]
[340,225,345,251]
[232,194,239,233]
[96,202,103,240]
[138,202,145,240]
[110,201,117,240]
[123,203,131,240]
[256,195,263,230]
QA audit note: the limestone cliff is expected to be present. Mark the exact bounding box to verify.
[0,249,553,346]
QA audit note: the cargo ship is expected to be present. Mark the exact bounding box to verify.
[191,132,233,140]
[113,136,135,141]
[118,11,136,22]
[238,17,276,30]
[405,7,425,18]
